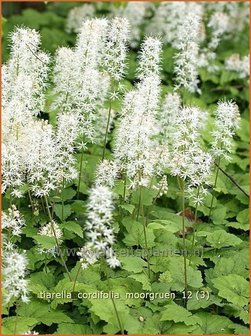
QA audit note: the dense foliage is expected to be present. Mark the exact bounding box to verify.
[2,2,249,335]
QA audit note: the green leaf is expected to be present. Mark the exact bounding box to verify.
[122,219,155,248]
[148,220,184,234]
[119,204,135,214]
[226,221,249,231]
[17,300,73,326]
[54,203,72,221]
[50,278,96,309]
[212,274,249,307]
[70,200,85,213]
[208,254,249,279]
[2,317,38,334]
[195,312,234,334]
[206,230,242,248]
[149,211,193,233]
[33,235,56,249]
[211,206,227,224]
[224,304,249,324]
[57,187,76,202]
[129,273,152,291]
[56,323,92,334]
[160,303,202,326]
[187,291,222,310]
[125,318,160,334]
[167,257,203,291]
[233,324,250,334]
[29,271,56,295]
[236,118,249,142]
[120,256,147,273]
[90,298,130,334]
[61,221,83,238]
[237,208,249,225]
[131,187,158,206]
[163,322,202,334]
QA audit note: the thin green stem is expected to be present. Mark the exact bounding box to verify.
[111,296,124,334]
[41,197,46,216]
[214,161,249,198]
[123,174,127,202]
[28,190,35,213]
[102,103,112,161]
[136,186,151,279]
[190,187,200,264]
[141,201,151,279]
[181,178,188,308]
[72,262,82,292]
[9,187,13,208]
[61,178,65,222]
[208,157,221,220]
[44,196,72,281]
[136,187,142,221]
[106,275,124,334]
[77,134,85,199]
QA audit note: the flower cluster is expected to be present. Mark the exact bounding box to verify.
[167,104,213,203]
[53,17,129,144]
[2,27,51,197]
[78,185,120,269]
[111,2,150,48]
[2,241,29,304]
[2,205,25,236]
[102,18,129,81]
[39,221,63,243]
[174,5,203,93]
[2,116,79,198]
[65,2,248,87]
[66,3,95,33]
[225,54,250,79]
[211,101,240,161]
[114,37,163,189]
[146,2,196,46]
[2,27,49,127]
[95,160,118,188]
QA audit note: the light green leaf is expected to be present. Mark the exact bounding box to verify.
[29,271,56,295]
[195,312,235,334]
[59,187,76,202]
[131,187,158,206]
[123,220,155,248]
[61,221,83,238]
[212,274,249,307]
[187,291,222,310]
[33,235,56,249]
[160,303,202,326]
[17,300,73,326]
[233,324,250,334]
[129,273,152,291]
[167,257,203,291]
[224,304,250,324]
[56,323,92,334]
[212,206,227,224]
[237,208,248,225]
[210,255,249,278]
[54,204,72,221]
[2,317,38,334]
[119,204,135,214]
[206,230,242,248]
[90,298,130,334]
[120,256,147,273]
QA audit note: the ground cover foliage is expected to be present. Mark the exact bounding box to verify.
[1,2,250,335]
